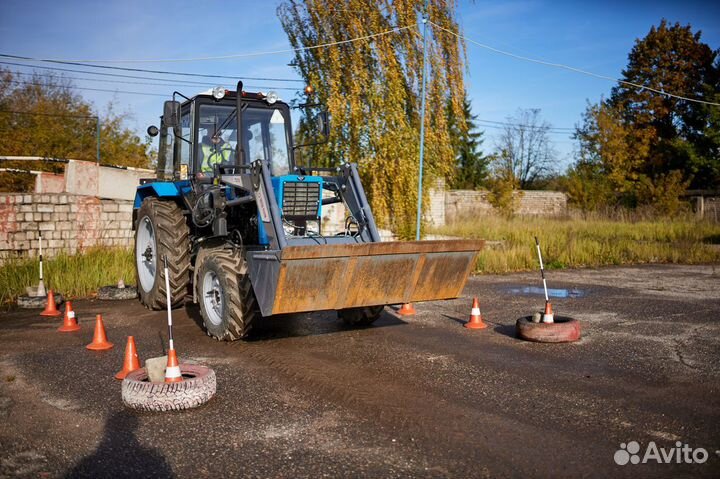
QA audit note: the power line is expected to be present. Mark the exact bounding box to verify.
[0,109,96,119]
[431,21,720,107]
[0,25,415,64]
[476,118,574,132]
[8,79,300,98]
[0,60,282,85]
[477,123,574,135]
[11,71,301,91]
[7,79,169,97]
[0,54,305,82]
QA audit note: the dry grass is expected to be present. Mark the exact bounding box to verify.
[431,216,720,274]
[2,217,719,304]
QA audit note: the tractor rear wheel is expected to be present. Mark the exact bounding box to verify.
[196,248,260,341]
[134,198,190,310]
[338,305,384,327]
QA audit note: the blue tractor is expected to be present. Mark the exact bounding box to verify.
[134,82,482,340]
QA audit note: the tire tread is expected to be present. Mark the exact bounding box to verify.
[196,248,260,341]
[135,198,191,310]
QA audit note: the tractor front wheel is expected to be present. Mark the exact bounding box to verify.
[196,248,260,341]
[134,198,190,310]
[337,305,384,327]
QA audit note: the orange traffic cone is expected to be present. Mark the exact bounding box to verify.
[542,301,554,324]
[86,314,113,351]
[164,348,182,383]
[40,290,61,317]
[58,301,80,332]
[115,336,140,380]
[464,297,488,329]
[398,303,416,316]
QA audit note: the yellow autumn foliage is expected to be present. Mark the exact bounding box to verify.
[278,0,465,237]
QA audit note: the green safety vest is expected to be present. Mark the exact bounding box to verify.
[200,143,233,172]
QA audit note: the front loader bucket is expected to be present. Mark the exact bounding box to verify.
[247,240,483,316]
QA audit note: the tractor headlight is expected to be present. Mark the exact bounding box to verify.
[266,91,279,104]
[212,86,226,100]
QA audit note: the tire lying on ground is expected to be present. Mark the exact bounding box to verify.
[515,316,581,343]
[121,365,216,412]
[17,293,64,309]
[97,285,138,300]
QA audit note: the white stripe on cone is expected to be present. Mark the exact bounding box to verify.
[165,366,181,379]
[542,312,554,324]
[471,307,481,316]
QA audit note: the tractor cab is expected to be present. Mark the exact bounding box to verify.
[153,87,293,181]
[145,84,332,245]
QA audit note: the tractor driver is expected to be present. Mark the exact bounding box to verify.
[199,130,233,173]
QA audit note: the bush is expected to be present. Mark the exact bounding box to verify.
[487,174,522,219]
[635,170,691,216]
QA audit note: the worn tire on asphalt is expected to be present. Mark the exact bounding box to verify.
[338,305,385,327]
[515,316,581,343]
[134,198,190,310]
[195,247,260,341]
[97,286,138,300]
[121,365,216,412]
[17,293,64,309]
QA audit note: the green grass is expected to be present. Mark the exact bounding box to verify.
[2,217,719,303]
[431,216,720,274]
[0,247,135,306]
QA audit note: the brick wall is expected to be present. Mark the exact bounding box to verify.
[0,188,569,261]
[426,178,446,227]
[444,190,567,223]
[0,193,134,262]
[515,190,568,216]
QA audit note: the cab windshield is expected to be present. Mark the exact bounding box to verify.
[197,103,291,176]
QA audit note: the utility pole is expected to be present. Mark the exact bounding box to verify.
[96,115,101,164]
[415,0,430,241]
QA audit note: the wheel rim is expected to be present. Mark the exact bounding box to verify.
[136,216,157,292]
[202,270,223,326]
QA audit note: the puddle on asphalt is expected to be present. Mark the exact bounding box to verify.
[505,286,586,298]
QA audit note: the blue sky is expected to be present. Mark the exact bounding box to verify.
[1,0,719,171]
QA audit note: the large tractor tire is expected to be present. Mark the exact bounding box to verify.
[196,247,260,341]
[134,198,191,310]
[338,305,384,327]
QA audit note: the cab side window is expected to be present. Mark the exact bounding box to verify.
[247,122,264,163]
[178,109,192,174]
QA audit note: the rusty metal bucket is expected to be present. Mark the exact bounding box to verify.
[248,240,483,316]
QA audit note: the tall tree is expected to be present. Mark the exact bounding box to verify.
[277,0,466,237]
[448,92,489,189]
[576,19,719,204]
[0,69,151,168]
[574,101,654,194]
[492,108,555,189]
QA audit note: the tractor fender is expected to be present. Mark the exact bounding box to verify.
[132,181,190,229]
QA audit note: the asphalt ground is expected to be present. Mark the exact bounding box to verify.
[0,264,719,478]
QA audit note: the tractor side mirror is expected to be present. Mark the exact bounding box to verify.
[147,125,159,137]
[318,111,330,137]
[163,101,181,131]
